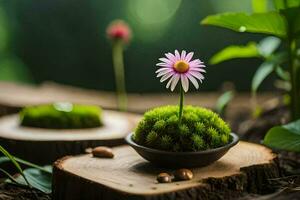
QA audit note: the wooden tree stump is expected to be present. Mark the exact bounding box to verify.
[0,110,140,164]
[53,142,280,200]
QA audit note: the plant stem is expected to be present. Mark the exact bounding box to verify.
[0,146,31,187]
[178,84,184,124]
[287,37,300,120]
[283,0,287,8]
[112,40,127,111]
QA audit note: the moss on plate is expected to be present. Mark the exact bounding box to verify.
[19,102,103,129]
[133,105,231,152]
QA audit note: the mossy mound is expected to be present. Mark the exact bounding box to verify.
[20,103,103,129]
[133,105,231,152]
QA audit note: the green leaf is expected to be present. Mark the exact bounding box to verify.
[280,7,300,38]
[0,156,51,174]
[215,91,235,114]
[201,12,287,38]
[209,42,259,65]
[283,119,300,132]
[275,65,290,80]
[258,36,281,57]
[269,52,288,63]
[0,146,52,193]
[0,146,30,186]
[273,0,300,9]
[264,119,300,152]
[0,168,19,184]
[252,0,268,13]
[13,166,52,194]
[252,62,275,93]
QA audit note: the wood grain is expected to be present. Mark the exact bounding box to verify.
[53,142,280,200]
[0,110,141,164]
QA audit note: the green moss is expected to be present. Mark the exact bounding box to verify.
[146,131,158,146]
[19,102,103,129]
[192,135,206,151]
[133,105,231,152]
[160,135,172,150]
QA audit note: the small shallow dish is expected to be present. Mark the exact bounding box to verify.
[126,132,239,168]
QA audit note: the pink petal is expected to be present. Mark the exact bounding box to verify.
[156,63,171,67]
[186,73,199,89]
[175,50,180,60]
[156,50,206,91]
[190,67,206,73]
[185,52,194,62]
[166,76,174,89]
[156,69,173,77]
[160,72,174,82]
[159,58,172,64]
[181,50,186,60]
[190,63,206,68]
[165,53,176,62]
[170,74,180,91]
[189,59,202,65]
[189,71,204,82]
[181,74,189,92]
[156,67,171,73]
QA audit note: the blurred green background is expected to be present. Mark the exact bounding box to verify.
[0,0,274,92]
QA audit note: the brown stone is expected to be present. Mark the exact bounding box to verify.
[156,173,172,183]
[92,146,114,158]
[174,169,193,181]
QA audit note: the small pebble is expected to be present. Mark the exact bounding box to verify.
[92,146,114,158]
[157,173,172,183]
[174,169,193,181]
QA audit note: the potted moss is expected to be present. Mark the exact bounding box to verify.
[0,102,140,164]
[126,50,238,167]
[20,102,103,129]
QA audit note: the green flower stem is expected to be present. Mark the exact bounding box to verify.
[112,40,127,111]
[288,38,300,120]
[178,84,184,124]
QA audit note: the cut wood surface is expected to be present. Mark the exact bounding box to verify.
[53,142,280,200]
[0,110,141,164]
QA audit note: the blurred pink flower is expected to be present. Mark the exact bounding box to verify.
[106,20,131,43]
[156,50,206,92]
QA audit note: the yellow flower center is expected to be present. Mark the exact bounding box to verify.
[173,60,189,73]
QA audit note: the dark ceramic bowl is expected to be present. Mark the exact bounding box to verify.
[126,132,239,168]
